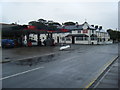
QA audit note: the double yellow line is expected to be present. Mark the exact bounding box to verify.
[83,55,118,90]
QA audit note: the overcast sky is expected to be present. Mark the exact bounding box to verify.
[0,0,119,30]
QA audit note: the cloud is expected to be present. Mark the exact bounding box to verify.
[1,2,118,30]
[0,0,119,2]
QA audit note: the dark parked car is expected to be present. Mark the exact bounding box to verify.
[2,39,15,48]
[43,38,55,46]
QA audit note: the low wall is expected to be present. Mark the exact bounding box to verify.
[75,41,88,44]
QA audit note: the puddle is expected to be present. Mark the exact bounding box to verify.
[12,53,58,66]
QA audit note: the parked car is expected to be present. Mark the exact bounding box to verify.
[23,40,38,47]
[30,40,38,46]
[2,39,14,48]
[43,38,55,46]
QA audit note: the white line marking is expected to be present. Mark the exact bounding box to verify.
[93,59,118,88]
[0,67,44,80]
[84,55,118,89]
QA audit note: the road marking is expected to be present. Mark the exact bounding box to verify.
[93,61,116,88]
[83,55,118,89]
[0,67,44,80]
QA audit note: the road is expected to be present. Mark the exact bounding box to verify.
[1,44,118,88]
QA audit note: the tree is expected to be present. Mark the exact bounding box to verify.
[107,29,119,43]
[28,21,37,25]
[28,20,47,30]
[46,21,61,31]
[47,22,60,31]
[38,19,47,24]
[63,22,76,26]
[48,22,61,26]
[28,19,60,32]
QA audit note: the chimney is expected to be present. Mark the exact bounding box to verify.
[95,25,98,30]
[76,22,78,25]
[91,25,94,27]
[99,26,102,30]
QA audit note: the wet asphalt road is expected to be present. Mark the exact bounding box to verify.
[2,44,118,88]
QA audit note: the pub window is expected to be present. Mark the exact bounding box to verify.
[78,30,81,33]
[103,38,105,41]
[62,37,65,41]
[92,30,94,33]
[83,30,88,33]
[91,37,94,40]
[91,37,97,40]
[94,37,97,40]
[66,37,71,41]
[76,37,83,41]
[84,37,88,40]
[69,31,72,33]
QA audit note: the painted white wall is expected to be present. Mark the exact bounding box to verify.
[40,34,47,42]
[72,30,78,34]
[90,40,97,44]
[75,41,88,44]
[61,40,72,44]
[38,29,110,45]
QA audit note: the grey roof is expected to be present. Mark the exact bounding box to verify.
[63,25,83,30]
[100,29,106,32]
[96,29,107,33]
[63,22,95,30]
[82,22,95,30]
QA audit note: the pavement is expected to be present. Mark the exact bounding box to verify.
[1,44,119,88]
[94,59,118,88]
[1,46,59,63]
[91,43,119,89]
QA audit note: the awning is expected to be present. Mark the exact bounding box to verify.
[90,34,97,37]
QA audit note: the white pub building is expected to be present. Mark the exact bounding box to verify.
[39,21,110,45]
